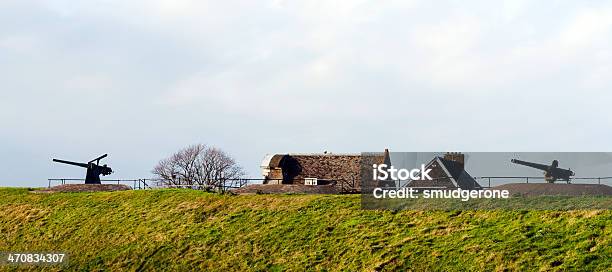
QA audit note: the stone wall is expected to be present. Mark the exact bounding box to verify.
[291,155,362,189]
[261,152,387,193]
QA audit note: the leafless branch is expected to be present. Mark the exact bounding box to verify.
[152,144,245,191]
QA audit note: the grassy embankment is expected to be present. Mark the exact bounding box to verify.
[0,188,610,271]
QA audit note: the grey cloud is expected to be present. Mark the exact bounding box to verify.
[1,1,612,186]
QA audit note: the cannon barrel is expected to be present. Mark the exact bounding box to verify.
[52,159,89,168]
[510,159,549,171]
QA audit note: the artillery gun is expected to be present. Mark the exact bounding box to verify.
[510,159,574,183]
[52,154,113,184]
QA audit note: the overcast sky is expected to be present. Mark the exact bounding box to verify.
[2,1,612,187]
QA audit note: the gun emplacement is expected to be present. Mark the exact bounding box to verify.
[511,158,574,183]
[52,154,113,184]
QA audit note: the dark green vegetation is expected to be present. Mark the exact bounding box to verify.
[0,188,610,271]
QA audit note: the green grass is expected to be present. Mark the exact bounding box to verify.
[0,188,610,271]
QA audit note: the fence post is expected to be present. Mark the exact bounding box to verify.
[526,177,529,184]
[488,178,491,188]
[598,177,601,185]
[48,179,51,188]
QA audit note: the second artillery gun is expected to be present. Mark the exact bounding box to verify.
[510,159,574,183]
[53,154,113,184]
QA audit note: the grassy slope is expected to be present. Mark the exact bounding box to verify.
[0,188,610,271]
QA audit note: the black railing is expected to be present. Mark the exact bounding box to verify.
[48,176,612,191]
[46,178,258,191]
[384,176,612,189]
[47,178,155,190]
[473,176,612,188]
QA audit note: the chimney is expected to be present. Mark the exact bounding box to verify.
[378,148,395,188]
[383,149,391,165]
[444,152,465,170]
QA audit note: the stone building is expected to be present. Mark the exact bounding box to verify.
[260,150,391,193]
[252,151,481,194]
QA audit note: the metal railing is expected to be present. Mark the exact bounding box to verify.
[47,178,154,189]
[473,176,612,188]
[46,178,260,191]
[377,176,612,189]
[48,176,612,192]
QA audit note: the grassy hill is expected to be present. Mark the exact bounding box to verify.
[0,188,610,271]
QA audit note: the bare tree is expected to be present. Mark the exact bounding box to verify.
[152,144,246,191]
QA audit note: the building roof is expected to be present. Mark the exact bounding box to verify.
[268,154,287,168]
[407,156,482,189]
[438,157,482,189]
[288,153,361,156]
